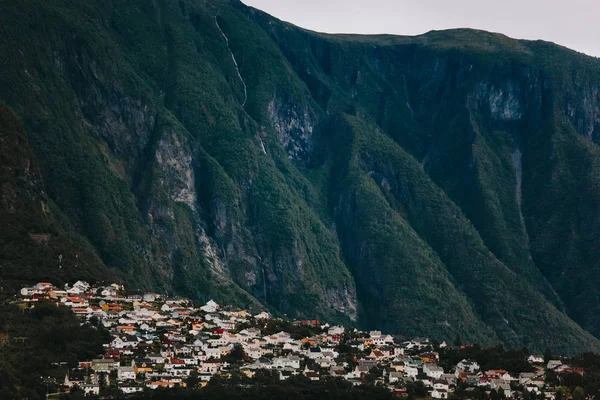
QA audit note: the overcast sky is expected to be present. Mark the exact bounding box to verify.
[242,0,600,58]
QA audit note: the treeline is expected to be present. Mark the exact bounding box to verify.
[0,301,109,399]
[126,374,392,400]
[439,344,534,373]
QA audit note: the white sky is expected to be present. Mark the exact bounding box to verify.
[242,0,600,57]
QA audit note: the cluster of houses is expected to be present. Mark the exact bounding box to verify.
[18,281,584,397]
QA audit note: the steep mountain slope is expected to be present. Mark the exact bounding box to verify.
[1,0,600,352]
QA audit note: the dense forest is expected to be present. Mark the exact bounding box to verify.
[0,302,109,399]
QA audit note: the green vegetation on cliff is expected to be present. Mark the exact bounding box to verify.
[2,0,600,353]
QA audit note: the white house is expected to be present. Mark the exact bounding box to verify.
[457,359,480,373]
[143,293,158,302]
[528,355,544,364]
[118,366,136,381]
[20,287,36,296]
[273,355,301,369]
[389,371,403,383]
[80,384,100,395]
[120,386,143,394]
[328,326,345,336]
[244,346,264,359]
[424,364,444,379]
[200,300,219,313]
[547,360,562,370]
[254,311,270,320]
[404,365,419,378]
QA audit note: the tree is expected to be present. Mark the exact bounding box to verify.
[573,386,585,400]
[407,380,428,397]
[229,344,246,361]
[544,348,553,364]
[490,388,504,400]
[555,386,570,400]
[454,335,462,347]
[98,371,108,393]
[185,370,201,389]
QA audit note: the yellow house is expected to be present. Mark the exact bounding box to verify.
[134,361,153,374]
[240,369,255,378]
[390,362,405,372]
[220,348,232,356]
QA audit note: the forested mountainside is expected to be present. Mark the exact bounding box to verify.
[2,0,600,353]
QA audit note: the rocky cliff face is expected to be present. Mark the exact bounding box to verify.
[2,0,600,352]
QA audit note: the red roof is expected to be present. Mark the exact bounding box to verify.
[68,297,85,303]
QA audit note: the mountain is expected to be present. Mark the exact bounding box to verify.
[2,0,600,353]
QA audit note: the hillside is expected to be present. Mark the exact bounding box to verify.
[1,0,600,353]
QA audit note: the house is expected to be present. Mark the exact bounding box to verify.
[35,282,54,291]
[404,365,419,378]
[239,328,261,338]
[303,366,320,381]
[347,365,370,379]
[496,382,512,397]
[273,355,301,369]
[148,354,166,364]
[328,326,345,336]
[369,331,382,338]
[80,384,100,395]
[62,297,89,308]
[528,355,544,364]
[101,287,117,297]
[133,359,153,374]
[370,331,395,346]
[72,281,90,291]
[120,386,144,394]
[547,360,562,370]
[105,349,120,360]
[91,359,118,372]
[20,287,36,296]
[433,379,450,391]
[424,364,444,379]
[316,357,334,368]
[421,352,439,363]
[457,359,480,373]
[431,388,448,399]
[102,303,123,312]
[526,384,541,394]
[299,319,320,327]
[307,346,323,359]
[200,300,220,313]
[143,293,158,302]
[330,366,347,378]
[441,373,457,386]
[245,358,274,371]
[519,372,537,385]
[118,366,136,381]
[254,311,270,320]
[245,346,263,360]
[389,371,403,383]
[147,381,176,389]
[279,369,296,380]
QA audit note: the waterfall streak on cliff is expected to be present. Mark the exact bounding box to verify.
[215,17,247,107]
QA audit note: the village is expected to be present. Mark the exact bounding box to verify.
[17,281,585,398]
